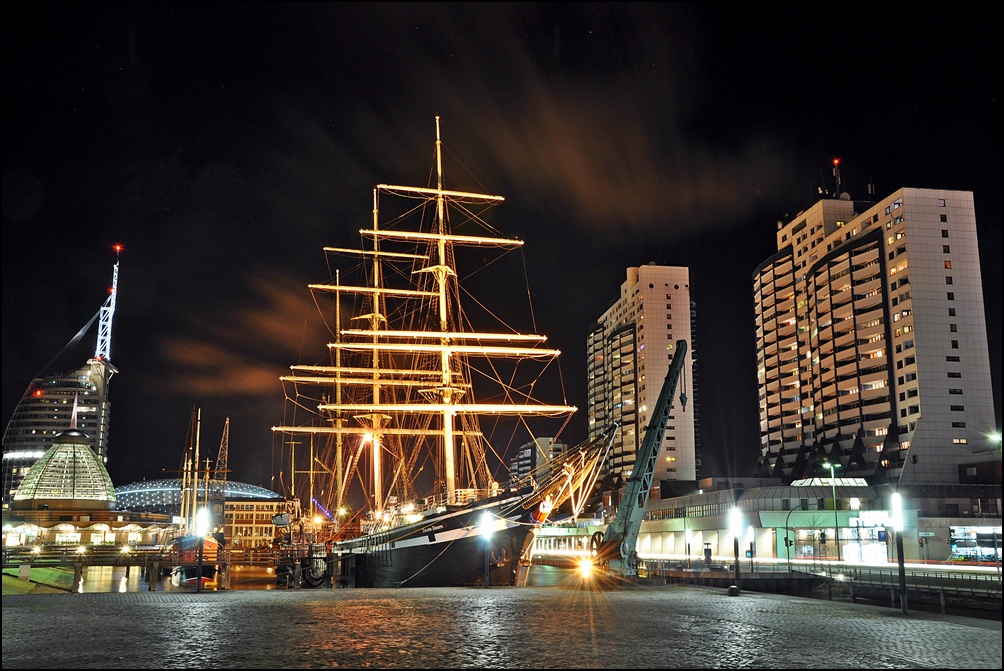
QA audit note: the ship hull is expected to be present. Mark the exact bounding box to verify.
[332,494,537,588]
[169,534,220,588]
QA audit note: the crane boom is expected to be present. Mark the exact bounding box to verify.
[595,339,688,577]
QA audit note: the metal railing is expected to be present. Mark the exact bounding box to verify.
[813,564,1003,599]
[2,545,290,569]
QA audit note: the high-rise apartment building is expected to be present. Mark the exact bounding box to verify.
[587,264,699,484]
[753,188,997,485]
[507,437,567,489]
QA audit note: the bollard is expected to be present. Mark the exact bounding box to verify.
[890,587,896,609]
[73,564,83,593]
[940,590,946,614]
[293,563,302,589]
[149,563,158,591]
[849,582,855,604]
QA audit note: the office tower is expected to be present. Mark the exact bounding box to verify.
[753,188,997,484]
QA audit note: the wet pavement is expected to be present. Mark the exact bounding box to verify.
[3,581,1001,668]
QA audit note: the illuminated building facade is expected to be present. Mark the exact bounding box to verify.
[2,358,117,508]
[753,188,998,484]
[2,254,120,509]
[507,437,567,489]
[587,264,699,483]
[115,478,286,548]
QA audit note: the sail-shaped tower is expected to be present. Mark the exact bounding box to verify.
[2,250,121,508]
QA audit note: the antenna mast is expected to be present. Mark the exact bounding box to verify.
[95,245,122,361]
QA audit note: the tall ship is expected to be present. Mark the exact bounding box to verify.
[272,119,615,587]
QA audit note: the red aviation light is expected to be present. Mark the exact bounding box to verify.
[113,244,123,253]
[833,158,841,166]
[33,389,43,397]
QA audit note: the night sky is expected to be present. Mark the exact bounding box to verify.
[3,4,1001,494]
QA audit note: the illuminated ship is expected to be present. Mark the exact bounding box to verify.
[272,119,615,587]
[168,408,221,589]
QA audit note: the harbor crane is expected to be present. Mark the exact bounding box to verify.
[590,339,688,578]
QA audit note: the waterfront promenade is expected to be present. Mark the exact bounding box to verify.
[3,582,1001,669]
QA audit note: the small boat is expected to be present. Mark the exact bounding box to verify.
[169,408,222,588]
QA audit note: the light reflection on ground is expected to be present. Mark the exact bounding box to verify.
[4,566,1000,669]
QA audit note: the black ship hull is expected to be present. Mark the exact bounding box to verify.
[332,494,538,588]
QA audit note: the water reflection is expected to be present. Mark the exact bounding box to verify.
[76,565,278,593]
[74,564,570,594]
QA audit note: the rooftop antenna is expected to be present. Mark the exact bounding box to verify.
[832,158,842,197]
[94,244,122,361]
[867,177,876,197]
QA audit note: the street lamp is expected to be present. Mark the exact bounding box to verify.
[685,527,692,570]
[747,525,755,572]
[891,492,908,614]
[821,461,842,561]
[195,507,210,594]
[729,507,742,593]
[479,513,494,588]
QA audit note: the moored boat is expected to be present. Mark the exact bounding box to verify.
[272,118,613,587]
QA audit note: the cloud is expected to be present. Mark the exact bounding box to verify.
[152,268,334,399]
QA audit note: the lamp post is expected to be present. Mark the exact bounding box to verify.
[685,527,692,570]
[747,525,755,573]
[729,507,742,592]
[195,507,210,594]
[784,502,806,573]
[892,492,908,614]
[821,461,842,562]
[479,513,494,588]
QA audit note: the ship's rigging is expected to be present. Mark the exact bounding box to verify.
[272,118,577,533]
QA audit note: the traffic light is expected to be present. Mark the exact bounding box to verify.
[784,537,792,547]
[919,538,924,547]
[819,531,826,543]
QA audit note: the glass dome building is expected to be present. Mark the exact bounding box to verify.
[11,429,117,510]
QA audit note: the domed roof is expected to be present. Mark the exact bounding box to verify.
[11,430,117,510]
[114,478,282,514]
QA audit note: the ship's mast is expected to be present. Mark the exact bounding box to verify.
[272,119,579,516]
[334,269,344,520]
[369,188,386,514]
[193,408,202,531]
[433,116,460,503]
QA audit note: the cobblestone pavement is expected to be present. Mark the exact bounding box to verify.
[3,584,1000,669]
